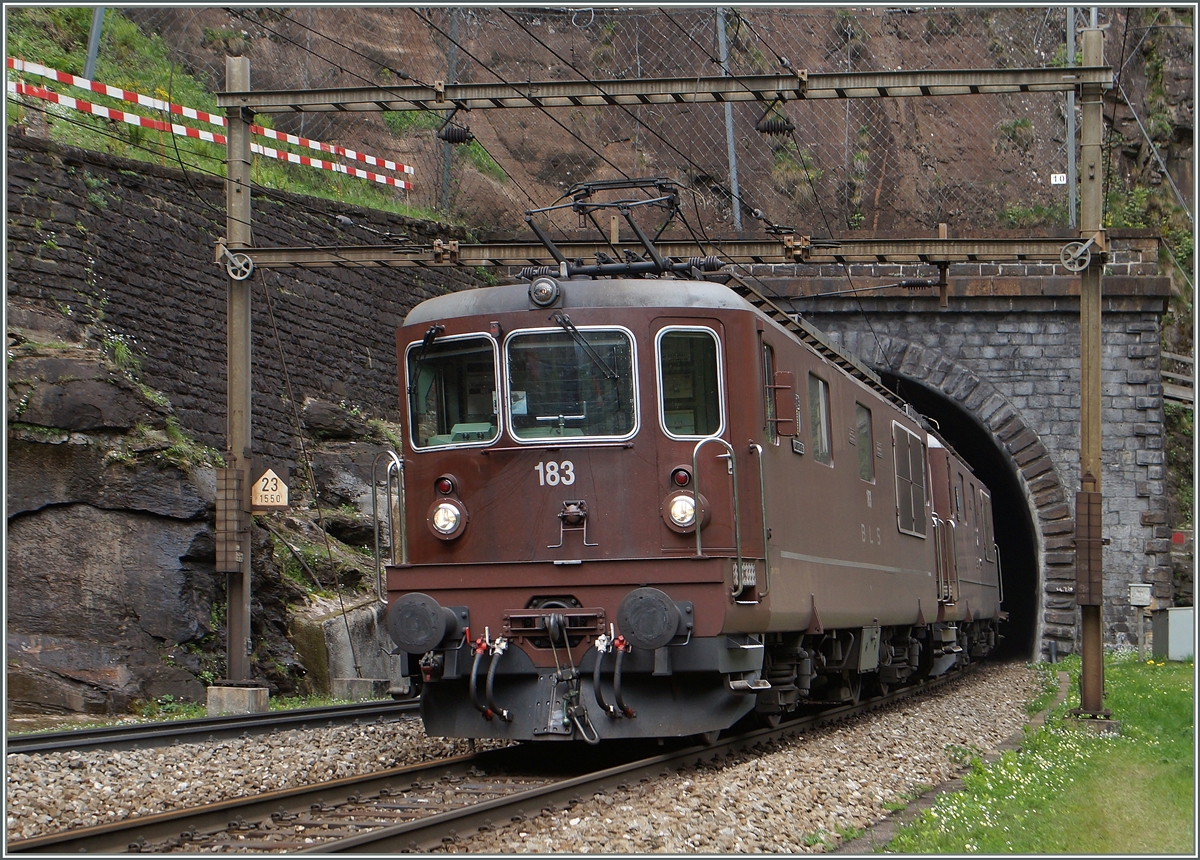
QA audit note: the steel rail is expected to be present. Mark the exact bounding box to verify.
[314,669,971,853]
[216,68,1111,113]
[5,749,489,854]
[7,668,975,854]
[5,698,418,755]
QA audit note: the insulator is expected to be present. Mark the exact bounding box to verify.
[437,124,474,145]
[755,116,796,136]
[688,256,724,271]
[899,279,935,290]
[518,265,559,279]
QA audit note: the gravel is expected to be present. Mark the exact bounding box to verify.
[4,718,487,840]
[6,660,1040,851]
[437,660,1040,854]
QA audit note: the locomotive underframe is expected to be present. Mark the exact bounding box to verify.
[403,617,999,740]
[388,556,1000,740]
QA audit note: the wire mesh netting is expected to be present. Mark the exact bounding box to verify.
[18,6,1181,245]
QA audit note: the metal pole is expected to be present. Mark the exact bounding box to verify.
[716,8,742,231]
[1078,27,1105,716]
[84,8,105,80]
[299,8,312,139]
[225,57,254,683]
[440,11,458,215]
[1137,610,1144,663]
[1066,7,1077,229]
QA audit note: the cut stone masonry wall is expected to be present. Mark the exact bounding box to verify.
[5,132,484,467]
[746,236,1172,658]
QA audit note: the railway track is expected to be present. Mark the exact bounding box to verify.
[8,669,967,854]
[5,699,419,755]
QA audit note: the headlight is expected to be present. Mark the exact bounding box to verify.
[431,502,461,533]
[668,494,697,527]
[427,498,467,540]
[663,490,707,534]
[529,276,560,307]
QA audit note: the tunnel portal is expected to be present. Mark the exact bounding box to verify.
[770,238,1173,658]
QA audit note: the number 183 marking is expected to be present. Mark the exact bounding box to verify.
[534,460,575,486]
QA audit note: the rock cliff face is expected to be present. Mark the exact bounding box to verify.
[6,303,377,712]
[5,133,478,713]
[7,302,219,711]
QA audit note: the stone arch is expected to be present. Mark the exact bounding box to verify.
[839,332,1075,658]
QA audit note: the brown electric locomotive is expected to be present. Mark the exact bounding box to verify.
[383,270,1004,743]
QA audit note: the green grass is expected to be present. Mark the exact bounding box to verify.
[999,200,1069,228]
[885,652,1195,854]
[5,7,447,223]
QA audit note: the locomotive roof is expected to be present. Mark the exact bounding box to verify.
[404,278,756,326]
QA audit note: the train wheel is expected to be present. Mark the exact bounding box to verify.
[758,712,783,728]
[695,729,721,746]
[843,672,862,705]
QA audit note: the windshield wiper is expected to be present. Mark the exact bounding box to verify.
[551,313,619,381]
[406,324,444,411]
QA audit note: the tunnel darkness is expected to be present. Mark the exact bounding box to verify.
[880,372,1040,659]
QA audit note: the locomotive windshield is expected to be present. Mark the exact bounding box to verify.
[406,335,499,448]
[505,328,636,440]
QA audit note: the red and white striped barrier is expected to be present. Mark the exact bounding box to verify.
[252,123,414,175]
[8,81,224,143]
[250,141,413,189]
[7,57,224,125]
[7,57,415,186]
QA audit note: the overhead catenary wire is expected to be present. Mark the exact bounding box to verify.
[495,10,862,319]
[259,267,363,679]
[224,6,540,213]
[507,6,777,231]
[90,6,1111,237]
[164,54,228,221]
[641,7,892,368]
[414,9,632,205]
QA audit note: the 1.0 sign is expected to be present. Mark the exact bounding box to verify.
[252,467,290,510]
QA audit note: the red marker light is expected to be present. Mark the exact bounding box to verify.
[672,468,691,487]
[436,477,455,495]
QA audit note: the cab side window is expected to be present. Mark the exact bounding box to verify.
[855,402,874,482]
[763,343,778,445]
[658,328,722,437]
[808,373,832,465]
[893,422,927,537]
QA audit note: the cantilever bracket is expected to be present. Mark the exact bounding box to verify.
[214,239,254,281]
[1060,230,1107,272]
